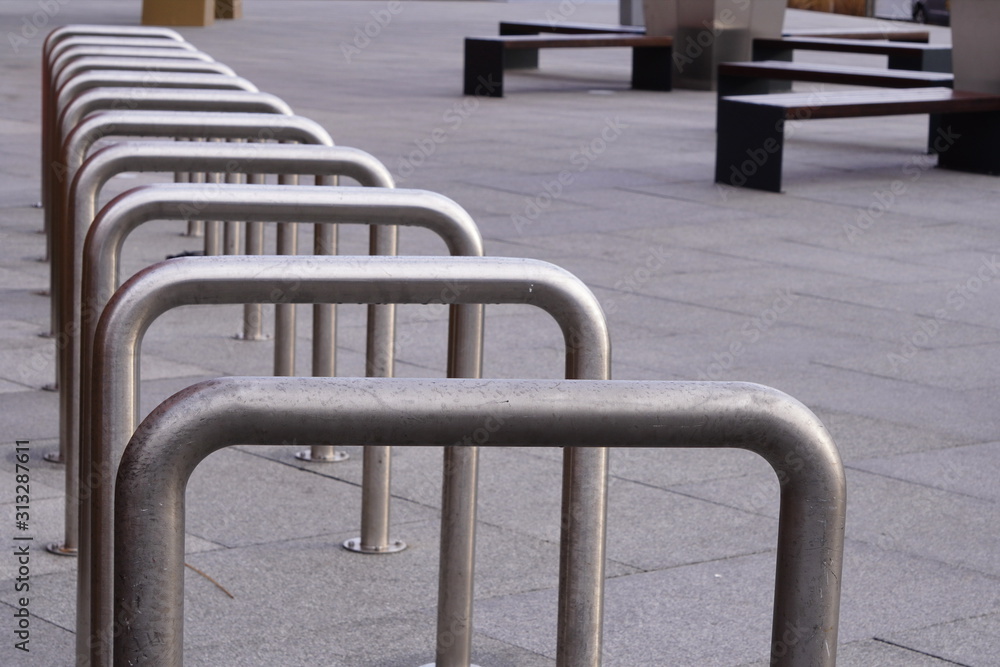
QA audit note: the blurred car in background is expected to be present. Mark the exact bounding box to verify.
[912,0,950,25]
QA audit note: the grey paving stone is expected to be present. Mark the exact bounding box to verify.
[3,1,1000,665]
[740,638,957,666]
[883,613,1000,667]
[0,600,75,667]
[850,441,1000,502]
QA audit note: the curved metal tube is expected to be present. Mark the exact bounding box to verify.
[55,72,257,120]
[89,255,607,667]
[78,186,477,663]
[52,46,212,82]
[114,376,845,667]
[54,57,237,93]
[43,26,184,60]
[50,70,255,222]
[49,36,198,67]
[41,27,187,211]
[40,48,215,220]
[47,75,259,344]
[51,113,336,567]
[60,89,293,144]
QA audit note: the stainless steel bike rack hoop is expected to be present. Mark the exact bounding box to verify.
[69,152,398,563]
[43,26,185,62]
[53,57,238,93]
[113,376,846,667]
[44,73,258,354]
[58,87,291,259]
[49,112,338,557]
[49,68,257,231]
[48,35,197,64]
[78,189,481,664]
[41,45,213,218]
[87,254,608,667]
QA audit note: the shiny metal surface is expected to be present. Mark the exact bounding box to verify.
[113,376,845,667]
[78,187,481,664]
[55,119,336,659]
[91,255,602,666]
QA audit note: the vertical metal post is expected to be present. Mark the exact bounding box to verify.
[240,173,266,341]
[223,139,244,256]
[273,172,298,377]
[344,221,403,553]
[204,138,224,256]
[189,142,206,238]
[295,174,349,463]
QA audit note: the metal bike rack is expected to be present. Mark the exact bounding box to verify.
[86,254,607,667]
[43,27,185,61]
[48,35,197,61]
[67,150,398,556]
[40,49,219,257]
[112,376,846,667]
[75,185,604,667]
[54,57,238,92]
[44,74,259,351]
[40,45,215,210]
[49,112,337,556]
[59,88,292,259]
[41,26,189,191]
[51,47,211,88]
[76,187,478,663]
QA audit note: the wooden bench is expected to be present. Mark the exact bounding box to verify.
[716,60,954,128]
[494,21,931,70]
[782,27,930,42]
[753,37,952,72]
[498,20,929,42]
[714,87,1000,192]
[464,34,672,98]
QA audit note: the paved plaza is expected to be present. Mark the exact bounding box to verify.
[0,0,998,664]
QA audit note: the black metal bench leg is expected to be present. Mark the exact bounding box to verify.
[716,75,779,130]
[890,49,951,73]
[505,49,539,69]
[464,39,505,97]
[715,100,786,192]
[631,46,672,91]
[935,111,1000,175]
[498,26,540,69]
[753,44,792,63]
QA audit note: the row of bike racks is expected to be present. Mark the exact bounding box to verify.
[39,23,846,667]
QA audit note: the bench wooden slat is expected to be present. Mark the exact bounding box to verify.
[499,21,643,36]
[724,88,1000,119]
[753,36,952,73]
[498,21,930,43]
[755,36,948,57]
[719,60,954,87]
[471,34,672,50]
[783,27,930,42]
